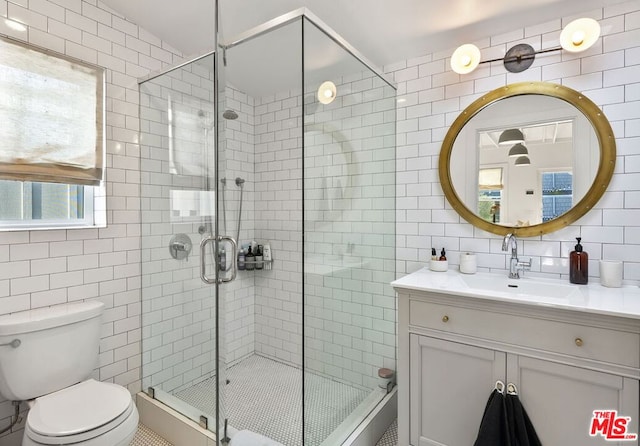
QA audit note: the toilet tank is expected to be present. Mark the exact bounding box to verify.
[0,301,104,401]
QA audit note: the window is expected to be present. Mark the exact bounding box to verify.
[0,180,95,229]
[541,171,573,222]
[478,167,503,223]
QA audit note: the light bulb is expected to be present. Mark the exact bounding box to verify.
[571,30,585,46]
[460,55,472,67]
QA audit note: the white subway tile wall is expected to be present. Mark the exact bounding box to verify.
[300,71,397,389]
[139,51,257,395]
[387,0,640,283]
[221,85,258,365]
[0,0,638,444]
[0,0,184,443]
[253,87,304,367]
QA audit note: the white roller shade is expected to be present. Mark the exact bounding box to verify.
[0,36,105,186]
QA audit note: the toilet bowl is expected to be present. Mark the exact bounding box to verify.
[0,301,139,446]
[22,380,139,446]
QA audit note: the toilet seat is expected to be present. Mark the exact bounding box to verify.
[25,379,136,444]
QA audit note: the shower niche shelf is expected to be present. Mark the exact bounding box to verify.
[237,259,273,270]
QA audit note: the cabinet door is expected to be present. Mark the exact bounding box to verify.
[409,334,506,446]
[510,355,640,446]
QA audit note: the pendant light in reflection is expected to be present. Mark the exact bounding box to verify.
[514,156,531,166]
[498,128,524,145]
[508,143,529,158]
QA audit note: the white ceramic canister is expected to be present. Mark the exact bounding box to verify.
[460,252,477,274]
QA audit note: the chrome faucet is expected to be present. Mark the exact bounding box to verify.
[502,233,531,279]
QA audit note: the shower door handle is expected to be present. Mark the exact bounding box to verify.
[200,235,237,284]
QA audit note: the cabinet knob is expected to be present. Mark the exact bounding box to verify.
[442,315,449,323]
[575,337,584,347]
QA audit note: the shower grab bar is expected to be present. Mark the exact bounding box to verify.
[201,235,237,284]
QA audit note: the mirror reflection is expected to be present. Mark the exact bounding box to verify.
[449,94,599,227]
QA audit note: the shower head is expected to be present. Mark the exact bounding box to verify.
[223,109,239,120]
[235,177,245,187]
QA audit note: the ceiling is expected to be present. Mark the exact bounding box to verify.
[101,0,625,69]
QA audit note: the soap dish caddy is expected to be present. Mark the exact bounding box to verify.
[429,259,448,272]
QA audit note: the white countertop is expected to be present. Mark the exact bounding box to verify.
[392,268,640,320]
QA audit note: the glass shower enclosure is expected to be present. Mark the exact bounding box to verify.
[139,8,396,446]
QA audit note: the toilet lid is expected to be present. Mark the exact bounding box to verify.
[28,379,132,437]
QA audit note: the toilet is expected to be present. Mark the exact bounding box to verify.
[0,301,139,445]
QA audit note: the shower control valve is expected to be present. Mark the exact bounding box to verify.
[169,234,193,261]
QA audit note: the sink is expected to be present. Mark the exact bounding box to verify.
[459,273,583,300]
[391,268,640,319]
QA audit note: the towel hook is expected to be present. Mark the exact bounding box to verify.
[495,380,505,394]
[507,382,518,395]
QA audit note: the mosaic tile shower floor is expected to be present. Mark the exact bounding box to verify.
[174,354,371,446]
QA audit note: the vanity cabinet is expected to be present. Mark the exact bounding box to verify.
[397,287,640,446]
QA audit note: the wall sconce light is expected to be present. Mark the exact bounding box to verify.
[560,18,601,52]
[451,17,601,74]
[508,143,529,157]
[514,156,531,166]
[450,44,481,74]
[317,81,337,105]
[498,129,525,145]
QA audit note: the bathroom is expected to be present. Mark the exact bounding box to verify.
[0,0,638,445]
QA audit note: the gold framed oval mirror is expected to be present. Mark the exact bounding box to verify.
[439,81,616,237]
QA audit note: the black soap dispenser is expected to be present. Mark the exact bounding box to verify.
[570,237,588,284]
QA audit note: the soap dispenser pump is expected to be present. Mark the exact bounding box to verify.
[570,237,588,284]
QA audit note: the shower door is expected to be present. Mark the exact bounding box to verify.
[213,14,305,445]
[139,1,229,436]
[139,49,223,430]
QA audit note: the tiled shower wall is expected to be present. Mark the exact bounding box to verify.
[253,88,304,366]
[301,72,397,389]
[220,85,257,365]
[387,0,640,282]
[0,0,183,444]
[140,71,257,395]
[139,57,217,394]
[252,69,397,390]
